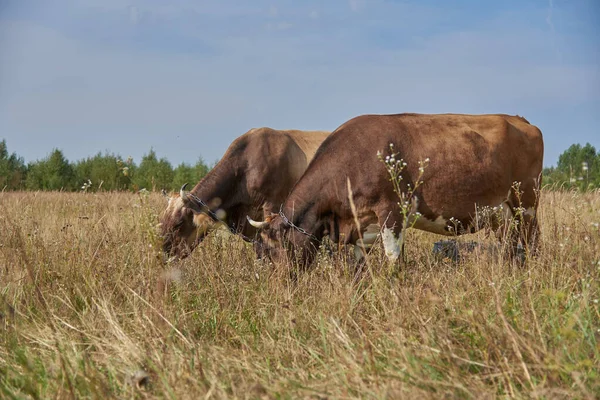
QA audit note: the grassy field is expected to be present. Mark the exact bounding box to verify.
[0,189,598,399]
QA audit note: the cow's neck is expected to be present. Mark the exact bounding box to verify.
[190,159,242,224]
[282,194,321,240]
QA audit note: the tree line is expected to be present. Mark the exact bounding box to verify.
[1,139,599,192]
[542,143,600,191]
[0,139,212,192]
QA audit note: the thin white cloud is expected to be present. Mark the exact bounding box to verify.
[546,0,554,32]
[266,21,293,31]
[269,5,278,17]
[545,0,562,61]
[348,0,364,12]
[129,5,139,25]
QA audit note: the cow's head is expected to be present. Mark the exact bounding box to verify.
[247,213,318,268]
[159,184,215,259]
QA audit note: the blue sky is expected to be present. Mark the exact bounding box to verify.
[0,0,598,168]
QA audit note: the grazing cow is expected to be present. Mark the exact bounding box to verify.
[247,113,544,268]
[159,127,330,259]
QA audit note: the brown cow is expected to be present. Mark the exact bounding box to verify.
[247,113,544,268]
[159,127,330,259]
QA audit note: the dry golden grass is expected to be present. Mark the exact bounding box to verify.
[0,189,598,399]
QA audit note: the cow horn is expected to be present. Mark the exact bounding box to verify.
[180,183,189,200]
[178,183,205,215]
[246,215,269,229]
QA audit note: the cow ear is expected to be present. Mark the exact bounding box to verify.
[266,212,278,222]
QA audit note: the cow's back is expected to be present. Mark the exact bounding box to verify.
[283,129,331,164]
[292,113,543,221]
[239,127,330,199]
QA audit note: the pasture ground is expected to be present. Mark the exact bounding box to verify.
[0,190,598,399]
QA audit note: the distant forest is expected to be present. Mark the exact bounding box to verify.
[0,139,212,192]
[1,139,599,192]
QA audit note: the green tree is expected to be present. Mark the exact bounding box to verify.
[133,149,174,191]
[193,157,211,181]
[74,152,133,191]
[544,143,600,190]
[26,149,76,191]
[172,162,195,192]
[557,143,599,189]
[171,157,211,191]
[0,139,27,190]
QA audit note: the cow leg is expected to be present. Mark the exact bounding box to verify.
[521,176,542,258]
[497,181,541,263]
[381,228,404,262]
[376,210,405,264]
[521,209,540,258]
[353,224,380,258]
[494,199,528,264]
[495,200,516,254]
[347,223,377,277]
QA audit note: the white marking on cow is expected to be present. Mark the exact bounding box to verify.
[382,227,402,261]
[411,215,453,236]
[167,196,184,212]
[524,207,536,217]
